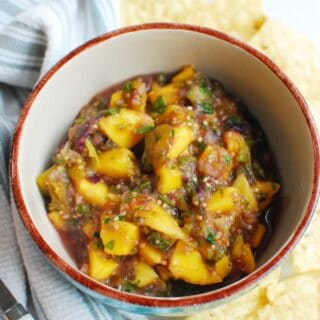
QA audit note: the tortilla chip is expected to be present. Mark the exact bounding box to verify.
[290,211,320,274]
[187,268,280,320]
[184,0,265,41]
[249,19,320,106]
[255,272,320,320]
[121,0,208,26]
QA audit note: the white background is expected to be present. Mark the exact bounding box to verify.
[264,0,320,48]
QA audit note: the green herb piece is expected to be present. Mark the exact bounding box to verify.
[153,95,166,114]
[140,180,151,191]
[171,129,175,137]
[156,73,167,85]
[147,232,173,251]
[196,141,206,152]
[123,81,133,93]
[121,281,136,293]
[118,215,125,221]
[224,155,232,166]
[74,117,85,125]
[236,152,248,163]
[136,125,155,134]
[201,102,214,114]
[200,85,212,97]
[105,240,115,250]
[245,137,255,147]
[178,155,193,166]
[105,108,119,115]
[96,239,103,250]
[226,116,242,127]
[103,217,112,224]
[93,231,100,239]
[206,229,216,244]
[257,192,267,202]
[76,203,90,214]
[158,194,175,207]
[272,183,278,191]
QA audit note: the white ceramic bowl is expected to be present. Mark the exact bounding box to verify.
[11,24,320,315]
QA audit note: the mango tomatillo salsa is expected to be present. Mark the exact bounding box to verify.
[37,66,280,296]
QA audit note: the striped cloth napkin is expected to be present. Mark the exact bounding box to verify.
[0,1,142,319]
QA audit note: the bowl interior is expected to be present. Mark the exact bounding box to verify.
[15,27,315,296]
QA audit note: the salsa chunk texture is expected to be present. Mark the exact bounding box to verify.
[37,66,280,297]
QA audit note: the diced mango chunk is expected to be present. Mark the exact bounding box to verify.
[169,241,220,285]
[231,234,244,259]
[85,139,99,166]
[149,83,180,105]
[129,79,147,112]
[168,125,195,159]
[100,221,139,256]
[253,181,280,210]
[36,165,55,194]
[48,211,65,230]
[109,90,124,108]
[251,223,266,248]
[156,165,182,194]
[156,104,191,126]
[198,145,233,180]
[82,222,98,240]
[224,130,250,163]
[206,187,240,214]
[134,201,186,241]
[98,109,154,148]
[241,243,256,273]
[172,65,196,83]
[92,147,136,178]
[67,165,112,207]
[233,173,258,212]
[215,255,231,279]
[132,261,159,288]
[88,242,118,281]
[139,240,164,266]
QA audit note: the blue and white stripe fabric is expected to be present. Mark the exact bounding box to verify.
[0,1,139,319]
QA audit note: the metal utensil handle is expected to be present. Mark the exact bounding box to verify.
[3,303,34,320]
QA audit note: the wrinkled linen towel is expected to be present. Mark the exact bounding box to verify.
[0,1,140,319]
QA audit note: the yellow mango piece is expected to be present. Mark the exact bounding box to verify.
[215,255,231,279]
[82,222,98,240]
[253,181,280,210]
[169,241,221,285]
[224,130,250,163]
[172,65,196,83]
[132,261,159,288]
[206,187,240,213]
[134,202,186,241]
[77,179,109,207]
[109,90,124,108]
[156,165,182,194]
[139,240,164,266]
[168,125,195,159]
[92,147,136,178]
[156,104,190,126]
[197,145,233,180]
[88,242,118,281]
[251,223,266,248]
[100,221,139,256]
[98,108,154,148]
[231,234,244,259]
[36,165,55,194]
[68,165,112,207]
[85,139,99,166]
[130,79,147,112]
[48,211,65,230]
[149,83,180,105]
[233,173,258,212]
[241,243,256,273]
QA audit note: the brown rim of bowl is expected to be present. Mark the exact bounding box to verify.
[10,23,320,308]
